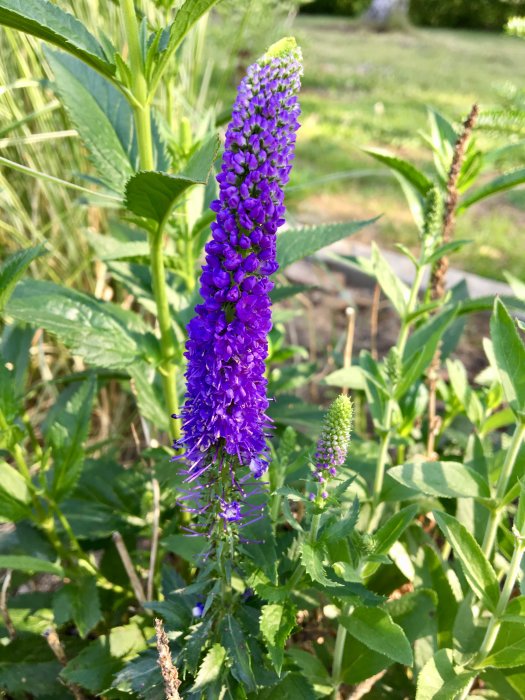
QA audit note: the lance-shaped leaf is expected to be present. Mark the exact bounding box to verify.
[6,279,148,370]
[433,511,499,611]
[490,298,525,421]
[0,0,115,75]
[124,134,220,223]
[0,462,32,523]
[46,50,133,192]
[416,648,476,699]
[192,643,226,691]
[0,554,63,576]
[387,461,489,499]
[339,606,413,666]
[371,242,410,317]
[277,219,376,270]
[0,244,46,313]
[459,167,525,212]
[363,147,433,195]
[260,603,297,675]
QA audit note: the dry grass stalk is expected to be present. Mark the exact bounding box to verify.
[0,570,16,640]
[342,306,356,396]
[112,531,147,605]
[427,103,479,458]
[155,618,182,700]
[44,627,86,700]
[347,670,388,700]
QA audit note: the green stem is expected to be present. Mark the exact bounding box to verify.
[121,0,180,438]
[332,614,349,697]
[150,229,180,439]
[482,422,525,559]
[458,536,525,700]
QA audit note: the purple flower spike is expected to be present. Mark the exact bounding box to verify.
[174,38,302,533]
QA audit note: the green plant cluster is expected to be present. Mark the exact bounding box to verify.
[1,2,525,700]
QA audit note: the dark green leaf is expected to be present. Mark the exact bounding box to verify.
[44,376,96,500]
[6,279,147,369]
[162,534,206,563]
[416,648,476,699]
[258,671,317,699]
[0,244,46,313]
[0,0,115,75]
[387,461,489,499]
[362,505,418,578]
[363,147,432,195]
[276,219,376,270]
[459,168,525,211]
[53,576,101,638]
[46,49,132,192]
[220,614,256,691]
[0,636,65,698]
[490,298,525,421]
[433,511,499,611]
[60,623,147,693]
[0,554,63,576]
[301,540,336,587]
[112,651,164,699]
[480,623,525,669]
[397,308,456,398]
[124,134,219,222]
[340,606,413,666]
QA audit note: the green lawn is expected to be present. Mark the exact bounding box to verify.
[287,15,525,280]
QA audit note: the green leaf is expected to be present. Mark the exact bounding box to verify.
[324,366,366,391]
[362,505,418,578]
[502,595,525,624]
[124,134,220,222]
[46,49,132,192]
[192,643,226,691]
[397,307,456,399]
[0,636,65,698]
[128,363,170,431]
[420,547,458,648]
[0,0,115,76]
[363,147,432,195]
[53,576,102,638]
[324,498,360,541]
[424,240,472,266]
[111,651,163,699]
[0,244,46,313]
[158,0,220,64]
[433,511,499,611]
[479,622,525,669]
[446,358,484,426]
[6,279,146,369]
[219,615,256,691]
[387,461,489,499]
[490,298,525,421]
[459,168,525,211]
[340,606,413,667]
[162,534,206,563]
[44,376,96,500]
[0,554,63,576]
[286,648,333,695]
[60,623,147,693]
[0,461,31,522]
[370,242,409,316]
[416,648,476,699]
[260,604,297,675]
[258,671,317,699]
[301,540,336,587]
[276,219,376,270]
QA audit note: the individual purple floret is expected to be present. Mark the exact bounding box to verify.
[173,38,302,535]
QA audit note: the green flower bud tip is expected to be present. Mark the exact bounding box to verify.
[314,395,353,482]
[259,36,302,67]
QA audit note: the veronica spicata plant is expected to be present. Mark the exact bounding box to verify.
[175,38,302,537]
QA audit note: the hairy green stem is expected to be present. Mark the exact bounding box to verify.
[482,422,525,559]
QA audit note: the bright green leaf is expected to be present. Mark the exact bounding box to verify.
[0,244,46,313]
[416,648,476,699]
[490,298,525,421]
[363,147,432,195]
[0,0,115,75]
[433,511,499,611]
[371,242,409,317]
[301,540,337,587]
[0,554,63,576]
[276,219,376,270]
[260,604,297,675]
[387,461,489,499]
[340,606,413,667]
[0,461,31,523]
[124,134,219,222]
[479,622,525,669]
[459,168,525,212]
[192,643,226,691]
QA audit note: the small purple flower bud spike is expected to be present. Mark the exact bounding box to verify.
[311,395,353,501]
[174,38,302,533]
